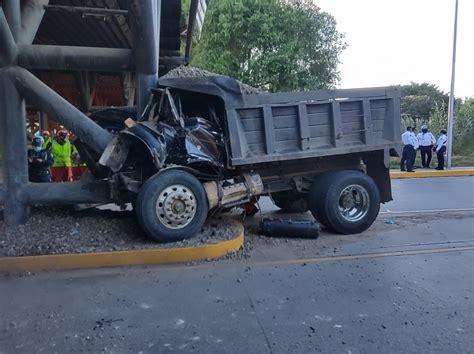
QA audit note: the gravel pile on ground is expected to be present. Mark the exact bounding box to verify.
[0,207,240,257]
[161,65,262,95]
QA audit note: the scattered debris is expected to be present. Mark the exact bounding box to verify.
[160,65,261,95]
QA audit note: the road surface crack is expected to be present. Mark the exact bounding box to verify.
[242,280,273,354]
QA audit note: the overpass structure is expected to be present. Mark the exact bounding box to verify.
[0,0,207,225]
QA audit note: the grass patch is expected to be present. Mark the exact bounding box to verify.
[390,153,474,169]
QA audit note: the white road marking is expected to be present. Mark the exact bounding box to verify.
[381,208,474,215]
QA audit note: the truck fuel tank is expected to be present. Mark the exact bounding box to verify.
[260,218,320,239]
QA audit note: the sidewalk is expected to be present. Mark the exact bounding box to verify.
[390,167,474,179]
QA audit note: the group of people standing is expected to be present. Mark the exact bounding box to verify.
[27,129,85,183]
[400,125,448,172]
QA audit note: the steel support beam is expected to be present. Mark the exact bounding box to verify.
[39,111,48,131]
[44,5,128,16]
[0,9,18,67]
[17,45,134,72]
[23,180,112,204]
[3,0,21,41]
[129,0,159,75]
[6,66,113,154]
[123,72,136,106]
[74,71,98,112]
[185,0,199,62]
[18,0,50,45]
[136,73,157,119]
[129,0,160,117]
[0,0,168,224]
[0,67,114,222]
[0,69,29,225]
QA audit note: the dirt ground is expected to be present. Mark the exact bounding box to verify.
[0,206,240,257]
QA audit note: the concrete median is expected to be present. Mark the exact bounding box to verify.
[391,168,474,179]
[0,220,244,273]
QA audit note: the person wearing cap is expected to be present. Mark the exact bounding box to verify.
[400,126,416,172]
[41,130,52,150]
[435,129,448,170]
[417,125,436,168]
[50,129,73,182]
[28,136,54,183]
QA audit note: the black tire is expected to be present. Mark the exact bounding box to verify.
[270,191,309,213]
[309,170,380,234]
[136,170,208,242]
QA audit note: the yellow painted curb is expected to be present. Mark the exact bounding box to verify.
[391,169,474,179]
[0,221,244,273]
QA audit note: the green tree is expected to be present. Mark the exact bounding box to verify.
[192,0,346,92]
[401,82,448,106]
[401,82,448,126]
[429,101,448,138]
[455,98,474,153]
[429,98,474,154]
[401,95,436,124]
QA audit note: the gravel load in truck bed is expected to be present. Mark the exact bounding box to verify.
[0,206,240,257]
[161,65,262,95]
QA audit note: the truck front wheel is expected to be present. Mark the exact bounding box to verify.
[136,170,208,242]
[309,171,380,234]
[270,191,309,213]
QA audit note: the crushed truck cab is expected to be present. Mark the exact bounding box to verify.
[97,71,401,242]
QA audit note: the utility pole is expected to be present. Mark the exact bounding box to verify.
[446,0,458,169]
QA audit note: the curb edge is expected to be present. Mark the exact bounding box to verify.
[0,221,245,273]
[390,169,474,179]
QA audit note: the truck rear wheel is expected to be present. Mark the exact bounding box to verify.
[309,171,380,234]
[136,170,208,242]
[270,191,309,213]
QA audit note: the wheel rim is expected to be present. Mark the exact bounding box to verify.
[156,184,197,229]
[337,184,370,222]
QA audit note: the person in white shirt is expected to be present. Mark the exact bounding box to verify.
[435,129,448,170]
[417,125,437,168]
[400,126,416,172]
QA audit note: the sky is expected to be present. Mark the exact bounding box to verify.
[314,0,474,98]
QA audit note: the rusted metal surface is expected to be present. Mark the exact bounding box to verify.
[7,67,113,153]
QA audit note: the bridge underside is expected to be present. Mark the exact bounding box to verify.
[0,0,203,225]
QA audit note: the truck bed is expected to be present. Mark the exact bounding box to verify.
[225,87,401,166]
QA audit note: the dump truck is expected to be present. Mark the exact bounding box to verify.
[93,71,401,242]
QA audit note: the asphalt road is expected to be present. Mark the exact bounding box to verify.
[1,177,473,353]
[257,176,474,216]
[385,176,474,212]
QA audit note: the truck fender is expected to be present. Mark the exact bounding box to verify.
[155,165,201,177]
[99,125,167,173]
[122,125,167,170]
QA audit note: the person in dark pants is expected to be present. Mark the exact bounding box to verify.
[28,136,54,183]
[410,127,419,169]
[435,129,448,170]
[417,125,436,168]
[400,126,416,172]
